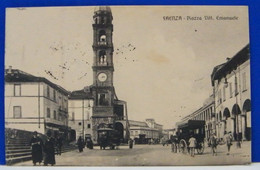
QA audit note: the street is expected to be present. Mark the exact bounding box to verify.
[14,141,251,166]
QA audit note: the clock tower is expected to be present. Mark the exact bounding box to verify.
[91,6,116,141]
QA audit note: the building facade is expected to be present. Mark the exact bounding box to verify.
[68,88,94,141]
[5,67,70,139]
[211,44,251,141]
[129,119,163,144]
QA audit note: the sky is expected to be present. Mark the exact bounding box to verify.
[5,6,249,129]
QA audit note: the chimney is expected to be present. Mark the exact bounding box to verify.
[7,66,12,74]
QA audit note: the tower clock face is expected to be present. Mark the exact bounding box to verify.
[98,72,107,82]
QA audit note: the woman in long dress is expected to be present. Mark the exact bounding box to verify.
[77,136,84,152]
[43,130,56,166]
[30,131,43,165]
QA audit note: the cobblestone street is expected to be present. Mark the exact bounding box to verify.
[14,141,251,166]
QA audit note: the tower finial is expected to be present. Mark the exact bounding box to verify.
[94,6,112,13]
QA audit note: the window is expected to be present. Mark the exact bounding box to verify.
[87,124,91,129]
[98,51,107,65]
[98,93,109,106]
[78,122,82,126]
[13,106,22,118]
[218,89,222,104]
[47,108,51,118]
[54,111,57,119]
[229,82,233,98]
[58,113,61,121]
[87,112,90,120]
[47,86,50,98]
[72,112,75,121]
[223,86,226,101]
[53,90,56,101]
[14,84,21,96]
[64,99,67,110]
[242,72,247,91]
[235,76,238,95]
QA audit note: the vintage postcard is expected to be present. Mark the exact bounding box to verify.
[4,6,251,166]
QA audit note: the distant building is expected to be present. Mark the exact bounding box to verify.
[5,67,70,139]
[211,44,251,141]
[163,128,176,140]
[129,119,163,144]
[68,88,94,141]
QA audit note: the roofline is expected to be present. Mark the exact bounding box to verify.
[181,100,214,121]
[211,44,250,85]
[5,69,70,95]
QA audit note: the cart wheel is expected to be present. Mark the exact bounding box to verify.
[196,142,204,154]
[179,139,188,154]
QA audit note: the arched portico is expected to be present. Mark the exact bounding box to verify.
[223,108,232,135]
[232,104,241,141]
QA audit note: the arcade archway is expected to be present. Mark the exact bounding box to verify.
[243,99,251,140]
[114,122,124,142]
[223,108,231,132]
[232,104,241,141]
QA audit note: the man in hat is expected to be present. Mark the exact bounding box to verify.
[43,130,56,166]
[188,135,196,157]
[209,133,218,156]
[224,131,233,155]
[30,131,43,165]
[56,134,63,155]
[129,138,134,149]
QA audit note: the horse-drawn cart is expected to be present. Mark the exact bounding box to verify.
[97,127,120,150]
[173,120,205,154]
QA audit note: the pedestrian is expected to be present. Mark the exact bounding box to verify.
[77,136,84,152]
[56,134,63,155]
[86,138,94,149]
[237,132,242,148]
[209,133,218,156]
[129,138,134,149]
[43,130,56,166]
[188,135,196,157]
[30,131,43,166]
[224,131,233,155]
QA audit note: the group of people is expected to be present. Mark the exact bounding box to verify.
[170,131,235,157]
[187,131,234,157]
[207,131,234,156]
[77,136,94,152]
[30,130,63,166]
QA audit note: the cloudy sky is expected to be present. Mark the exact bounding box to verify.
[5,6,249,128]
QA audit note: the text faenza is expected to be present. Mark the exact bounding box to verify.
[163,16,182,21]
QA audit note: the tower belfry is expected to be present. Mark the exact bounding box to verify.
[91,6,116,141]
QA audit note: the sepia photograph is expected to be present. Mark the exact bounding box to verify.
[4,6,251,166]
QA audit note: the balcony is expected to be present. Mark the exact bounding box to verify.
[93,106,113,116]
[97,61,108,66]
[45,118,66,126]
[98,41,107,46]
